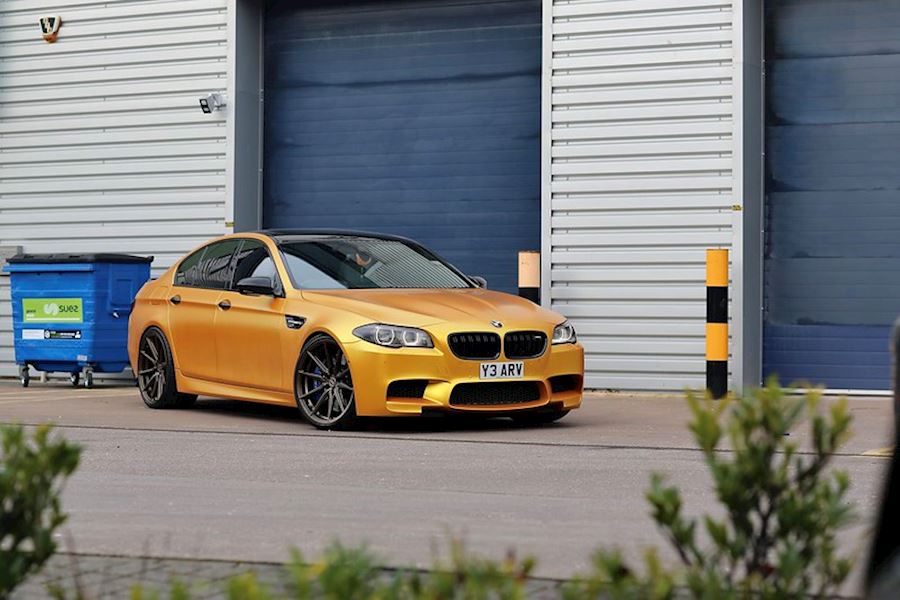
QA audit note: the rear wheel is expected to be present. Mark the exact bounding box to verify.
[295,334,357,429]
[511,409,570,426]
[137,327,196,409]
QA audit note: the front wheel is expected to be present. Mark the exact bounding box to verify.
[137,327,196,409]
[295,334,357,429]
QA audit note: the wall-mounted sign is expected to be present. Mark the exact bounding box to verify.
[39,16,62,43]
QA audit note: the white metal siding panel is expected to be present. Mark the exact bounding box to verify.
[0,277,11,374]
[548,0,735,390]
[0,0,230,377]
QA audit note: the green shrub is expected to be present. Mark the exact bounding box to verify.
[131,540,533,599]
[402,538,534,600]
[1,424,81,597]
[565,380,856,599]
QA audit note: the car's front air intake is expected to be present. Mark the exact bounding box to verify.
[504,331,547,359]
[549,374,581,394]
[449,382,541,406]
[386,379,428,399]
[447,332,500,360]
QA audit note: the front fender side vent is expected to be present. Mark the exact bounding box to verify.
[285,315,306,330]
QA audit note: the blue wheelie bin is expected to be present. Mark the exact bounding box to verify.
[3,254,152,388]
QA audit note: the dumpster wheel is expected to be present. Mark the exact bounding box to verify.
[19,365,29,388]
[70,372,80,387]
[83,368,94,389]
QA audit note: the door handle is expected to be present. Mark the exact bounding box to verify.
[218,299,231,310]
[169,295,181,305]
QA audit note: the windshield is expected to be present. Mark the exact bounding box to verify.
[278,237,472,290]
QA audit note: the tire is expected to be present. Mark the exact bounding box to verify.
[83,370,94,389]
[137,327,195,409]
[294,333,358,430]
[19,366,29,388]
[70,372,80,387]
[511,409,570,426]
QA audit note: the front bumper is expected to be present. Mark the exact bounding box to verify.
[345,339,584,417]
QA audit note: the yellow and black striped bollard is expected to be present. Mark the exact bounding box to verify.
[706,249,728,399]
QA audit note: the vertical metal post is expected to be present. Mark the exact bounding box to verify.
[893,317,900,428]
[867,317,900,593]
[518,251,540,303]
[706,249,729,399]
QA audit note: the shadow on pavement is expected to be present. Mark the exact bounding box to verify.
[191,397,576,434]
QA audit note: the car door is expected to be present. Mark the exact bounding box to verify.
[168,239,240,381]
[214,239,287,391]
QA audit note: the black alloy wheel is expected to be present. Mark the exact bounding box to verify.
[295,334,357,429]
[137,327,197,409]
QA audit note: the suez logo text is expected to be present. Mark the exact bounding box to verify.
[22,298,84,323]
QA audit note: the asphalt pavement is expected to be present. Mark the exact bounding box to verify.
[0,380,894,595]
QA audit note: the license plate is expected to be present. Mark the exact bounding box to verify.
[479,361,524,380]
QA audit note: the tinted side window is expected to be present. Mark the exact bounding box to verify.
[197,240,241,290]
[232,240,279,285]
[174,247,206,287]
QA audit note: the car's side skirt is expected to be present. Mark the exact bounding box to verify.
[175,370,295,407]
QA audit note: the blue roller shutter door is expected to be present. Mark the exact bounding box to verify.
[764,0,900,389]
[263,0,541,293]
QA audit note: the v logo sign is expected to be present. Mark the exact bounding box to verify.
[39,16,62,42]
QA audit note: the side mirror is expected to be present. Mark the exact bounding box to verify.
[235,276,277,296]
[470,276,487,289]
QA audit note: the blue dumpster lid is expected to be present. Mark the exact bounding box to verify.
[6,253,153,264]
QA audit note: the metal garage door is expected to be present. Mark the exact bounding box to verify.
[263,0,541,293]
[764,0,900,389]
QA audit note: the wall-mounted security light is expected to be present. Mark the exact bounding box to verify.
[199,92,226,114]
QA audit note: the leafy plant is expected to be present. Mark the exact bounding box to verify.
[1,424,81,597]
[565,380,857,599]
[403,538,534,600]
[130,540,534,599]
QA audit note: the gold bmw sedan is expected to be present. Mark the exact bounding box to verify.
[128,230,584,429]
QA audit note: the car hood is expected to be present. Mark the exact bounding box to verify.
[299,288,565,330]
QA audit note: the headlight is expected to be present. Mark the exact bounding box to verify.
[353,324,434,348]
[552,320,577,345]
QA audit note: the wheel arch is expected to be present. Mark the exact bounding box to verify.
[292,330,358,429]
[291,329,350,394]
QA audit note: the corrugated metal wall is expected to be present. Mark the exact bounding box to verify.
[0,0,230,377]
[547,0,735,390]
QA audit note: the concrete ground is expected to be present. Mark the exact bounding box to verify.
[0,380,894,598]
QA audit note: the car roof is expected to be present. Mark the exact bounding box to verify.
[258,229,417,245]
